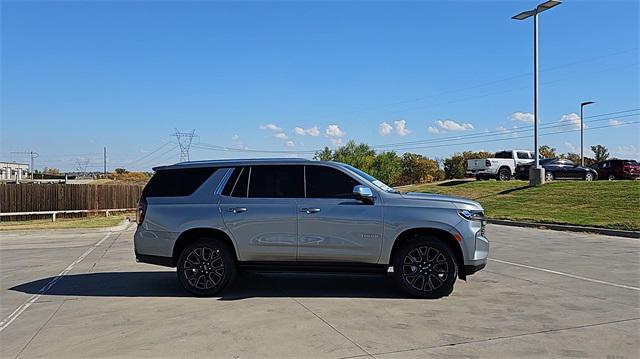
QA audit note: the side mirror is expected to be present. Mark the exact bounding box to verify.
[352,185,374,204]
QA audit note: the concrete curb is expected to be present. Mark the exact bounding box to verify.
[487,219,640,239]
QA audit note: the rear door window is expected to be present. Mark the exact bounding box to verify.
[143,167,218,197]
[248,165,304,198]
[495,151,512,159]
[306,165,360,198]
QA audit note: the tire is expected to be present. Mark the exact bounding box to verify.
[584,172,595,181]
[608,174,615,181]
[545,171,554,181]
[497,167,511,181]
[392,236,458,299]
[177,239,236,296]
[475,174,483,181]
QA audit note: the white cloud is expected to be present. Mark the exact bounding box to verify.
[394,119,411,136]
[435,119,474,132]
[612,145,639,158]
[306,126,320,136]
[274,132,289,140]
[259,123,283,132]
[378,122,393,136]
[285,140,295,147]
[565,142,577,153]
[231,134,248,150]
[325,124,345,138]
[559,113,584,129]
[510,112,534,123]
[609,119,625,127]
[427,126,441,134]
[294,126,321,137]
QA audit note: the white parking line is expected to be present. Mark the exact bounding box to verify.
[0,232,112,333]
[489,258,640,291]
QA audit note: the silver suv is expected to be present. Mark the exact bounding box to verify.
[134,159,488,298]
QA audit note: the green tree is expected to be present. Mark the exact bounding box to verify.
[591,145,609,162]
[399,153,443,185]
[114,168,129,175]
[538,145,556,158]
[443,154,466,179]
[332,140,376,173]
[43,167,61,175]
[371,151,402,185]
[313,147,333,161]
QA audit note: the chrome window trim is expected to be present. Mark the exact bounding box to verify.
[214,167,233,195]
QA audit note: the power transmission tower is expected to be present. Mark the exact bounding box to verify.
[172,128,197,162]
[10,150,39,180]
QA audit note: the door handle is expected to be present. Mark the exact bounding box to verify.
[301,208,321,214]
[228,207,247,214]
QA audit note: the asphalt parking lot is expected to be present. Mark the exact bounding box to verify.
[0,223,638,359]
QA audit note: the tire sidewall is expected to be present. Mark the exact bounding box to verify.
[177,239,236,296]
[392,236,458,299]
[497,168,510,181]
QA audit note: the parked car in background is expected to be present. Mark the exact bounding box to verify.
[591,159,640,180]
[467,150,537,181]
[515,158,598,181]
[134,159,489,299]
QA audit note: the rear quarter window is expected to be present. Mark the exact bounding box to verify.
[495,151,512,159]
[143,167,218,197]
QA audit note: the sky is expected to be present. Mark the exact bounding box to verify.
[1,0,638,172]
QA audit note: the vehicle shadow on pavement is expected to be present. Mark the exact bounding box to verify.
[9,271,408,299]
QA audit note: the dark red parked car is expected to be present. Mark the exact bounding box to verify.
[591,159,640,180]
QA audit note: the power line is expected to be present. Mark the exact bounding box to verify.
[191,110,638,155]
[372,110,640,149]
[302,47,638,124]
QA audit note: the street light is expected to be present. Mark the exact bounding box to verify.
[580,101,595,166]
[513,0,562,185]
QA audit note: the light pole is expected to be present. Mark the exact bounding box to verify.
[580,101,595,166]
[513,0,562,185]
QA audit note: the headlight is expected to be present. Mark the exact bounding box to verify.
[459,209,484,221]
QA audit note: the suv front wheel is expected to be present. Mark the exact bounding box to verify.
[177,239,236,296]
[393,236,458,299]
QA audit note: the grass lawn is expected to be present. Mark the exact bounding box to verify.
[0,212,134,231]
[406,180,640,231]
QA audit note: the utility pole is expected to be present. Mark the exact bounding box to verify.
[512,0,562,185]
[172,128,198,162]
[10,150,39,180]
[103,146,107,175]
[580,101,595,166]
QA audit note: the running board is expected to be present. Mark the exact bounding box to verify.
[238,261,389,275]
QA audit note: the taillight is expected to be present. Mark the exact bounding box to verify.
[137,197,147,225]
[485,159,491,167]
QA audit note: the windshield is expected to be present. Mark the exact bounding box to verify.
[339,164,399,193]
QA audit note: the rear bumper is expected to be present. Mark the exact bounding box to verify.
[465,263,486,276]
[136,252,174,267]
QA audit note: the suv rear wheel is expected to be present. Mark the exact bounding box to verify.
[177,239,236,296]
[392,236,458,299]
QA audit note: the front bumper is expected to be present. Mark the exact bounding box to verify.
[454,217,489,277]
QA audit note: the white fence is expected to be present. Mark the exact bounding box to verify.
[0,208,136,222]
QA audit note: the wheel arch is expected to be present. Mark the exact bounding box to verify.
[497,165,512,178]
[172,227,239,266]
[390,227,466,280]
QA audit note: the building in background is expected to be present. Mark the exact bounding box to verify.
[0,162,29,181]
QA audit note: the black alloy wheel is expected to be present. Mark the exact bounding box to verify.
[393,236,457,299]
[177,239,236,296]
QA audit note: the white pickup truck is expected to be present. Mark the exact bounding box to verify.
[467,150,537,181]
